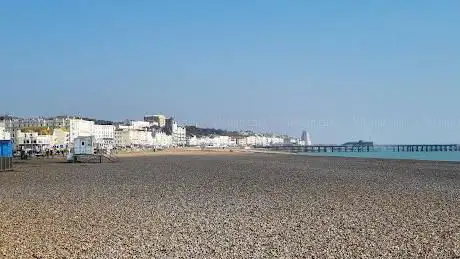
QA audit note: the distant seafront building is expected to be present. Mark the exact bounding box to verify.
[114,128,153,148]
[165,117,186,146]
[92,124,115,150]
[152,130,172,148]
[144,114,166,128]
[0,122,11,140]
[1,116,73,149]
[2,116,70,133]
[234,134,284,147]
[301,131,312,146]
[0,116,117,150]
[1,115,181,150]
[14,131,53,151]
[113,116,186,148]
[1,114,302,150]
[52,128,69,148]
[187,135,238,147]
[69,118,94,143]
[67,118,116,150]
[116,120,151,131]
[131,120,151,130]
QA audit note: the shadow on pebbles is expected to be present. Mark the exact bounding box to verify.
[0,154,459,258]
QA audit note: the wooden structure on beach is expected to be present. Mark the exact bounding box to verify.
[71,153,119,163]
[259,144,460,153]
[69,136,119,163]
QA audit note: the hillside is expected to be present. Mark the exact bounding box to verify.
[185,126,246,137]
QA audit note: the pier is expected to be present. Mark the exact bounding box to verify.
[258,144,460,153]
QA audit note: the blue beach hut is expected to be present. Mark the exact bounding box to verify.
[0,140,13,171]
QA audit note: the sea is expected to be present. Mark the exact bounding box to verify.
[299,151,460,162]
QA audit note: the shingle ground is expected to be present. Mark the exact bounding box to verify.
[0,153,459,258]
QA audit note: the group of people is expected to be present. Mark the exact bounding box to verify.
[18,148,68,160]
[44,148,67,158]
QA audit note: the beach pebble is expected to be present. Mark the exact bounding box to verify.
[0,154,458,257]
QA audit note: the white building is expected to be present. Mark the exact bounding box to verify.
[152,131,172,148]
[282,137,305,145]
[52,128,70,149]
[186,135,237,148]
[68,119,118,150]
[236,135,285,147]
[173,126,187,146]
[270,136,285,146]
[187,136,199,146]
[208,136,236,147]
[301,131,312,146]
[69,119,94,144]
[244,135,259,146]
[131,121,151,130]
[236,137,247,146]
[97,138,115,151]
[0,124,11,140]
[114,129,154,148]
[137,130,154,146]
[284,137,296,145]
[114,130,130,147]
[90,124,115,151]
[37,135,53,148]
[193,136,212,146]
[2,117,111,147]
[92,125,115,139]
[11,129,70,151]
[144,114,166,128]
[2,116,71,133]
[116,120,154,131]
[14,131,53,151]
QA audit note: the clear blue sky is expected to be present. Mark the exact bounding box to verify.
[1,1,459,144]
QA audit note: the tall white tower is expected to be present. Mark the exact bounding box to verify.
[301,131,307,141]
[301,131,312,146]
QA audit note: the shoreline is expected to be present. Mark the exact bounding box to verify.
[114,147,460,164]
[115,147,294,158]
[296,152,460,164]
[12,147,460,165]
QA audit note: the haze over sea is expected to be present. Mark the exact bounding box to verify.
[301,151,460,162]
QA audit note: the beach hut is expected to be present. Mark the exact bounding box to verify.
[68,136,115,163]
[0,140,13,171]
[74,136,96,155]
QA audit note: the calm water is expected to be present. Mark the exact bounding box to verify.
[299,151,460,162]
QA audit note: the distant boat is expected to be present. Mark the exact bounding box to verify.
[343,140,373,146]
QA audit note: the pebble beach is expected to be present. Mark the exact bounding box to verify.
[0,152,459,258]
